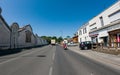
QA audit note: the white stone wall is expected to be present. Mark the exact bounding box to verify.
[18,25,36,48]
[35,35,44,46]
[10,23,19,49]
[0,16,11,49]
[18,30,26,48]
[31,34,36,47]
[39,38,44,45]
[0,10,47,49]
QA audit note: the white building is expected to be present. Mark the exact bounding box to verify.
[34,34,47,46]
[18,25,36,48]
[0,7,47,50]
[0,8,11,49]
[77,1,120,48]
[78,23,91,42]
[89,1,120,47]
[11,23,45,49]
[10,22,19,49]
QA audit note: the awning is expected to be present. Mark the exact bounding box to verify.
[108,29,120,34]
[99,31,108,37]
[89,34,98,37]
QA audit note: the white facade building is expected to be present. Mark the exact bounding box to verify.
[89,1,120,47]
[0,8,11,49]
[77,1,120,48]
[0,7,48,50]
[10,23,19,49]
[78,23,91,42]
[18,25,36,48]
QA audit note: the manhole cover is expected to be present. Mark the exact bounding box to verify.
[37,55,46,57]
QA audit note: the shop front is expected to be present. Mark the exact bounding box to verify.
[98,31,108,47]
[108,29,120,48]
[89,34,98,43]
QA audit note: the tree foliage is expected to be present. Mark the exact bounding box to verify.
[41,36,63,44]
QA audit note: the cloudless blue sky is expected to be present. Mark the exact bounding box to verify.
[0,0,117,38]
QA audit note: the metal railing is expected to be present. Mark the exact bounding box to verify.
[92,42,120,49]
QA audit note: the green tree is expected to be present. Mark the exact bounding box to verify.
[66,36,70,39]
[41,36,52,44]
[57,36,63,43]
[41,36,64,44]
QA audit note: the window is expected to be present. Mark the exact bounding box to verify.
[85,37,86,41]
[100,16,104,26]
[79,30,82,35]
[83,27,87,34]
[108,9,120,17]
[83,29,84,34]
[85,27,87,33]
[89,23,96,27]
[80,38,82,42]
[25,31,31,43]
[90,27,97,31]
[108,9,120,23]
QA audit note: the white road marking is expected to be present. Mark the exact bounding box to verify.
[49,47,56,75]
[49,67,53,75]
[90,72,94,75]
[0,57,20,65]
[52,53,55,61]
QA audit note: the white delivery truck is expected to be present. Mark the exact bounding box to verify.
[51,39,56,45]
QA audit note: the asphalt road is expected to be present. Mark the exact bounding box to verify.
[53,45,120,75]
[0,45,120,75]
[0,46,55,75]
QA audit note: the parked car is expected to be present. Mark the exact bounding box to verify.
[67,42,77,47]
[79,41,92,50]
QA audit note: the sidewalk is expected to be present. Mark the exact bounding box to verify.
[68,46,120,71]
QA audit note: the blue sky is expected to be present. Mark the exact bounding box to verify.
[0,0,117,38]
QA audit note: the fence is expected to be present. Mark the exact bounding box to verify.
[92,42,120,55]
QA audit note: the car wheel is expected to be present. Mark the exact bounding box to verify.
[80,48,83,50]
[84,46,88,50]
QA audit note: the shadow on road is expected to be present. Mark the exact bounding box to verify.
[0,49,22,56]
[0,45,48,57]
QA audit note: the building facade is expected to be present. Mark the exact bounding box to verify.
[10,23,19,49]
[89,1,120,47]
[77,1,120,48]
[18,25,36,48]
[0,8,11,49]
[72,35,78,43]
[77,23,91,42]
[0,8,47,50]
